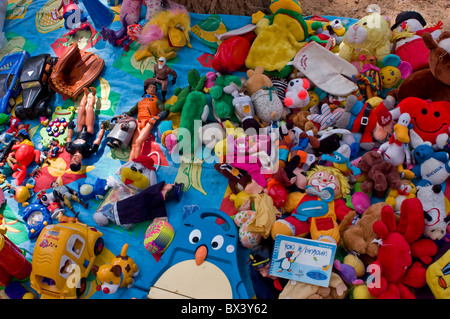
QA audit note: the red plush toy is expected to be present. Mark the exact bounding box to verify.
[390,97,450,147]
[212,32,255,74]
[368,198,437,299]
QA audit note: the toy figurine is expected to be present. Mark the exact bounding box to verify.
[7,139,41,186]
[51,178,88,216]
[152,57,177,103]
[93,181,183,229]
[65,87,106,172]
[92,243,139,294]
[248,240,287,299]
[104,113,137,150]
[56,0,89,36]
[127,80,168,161]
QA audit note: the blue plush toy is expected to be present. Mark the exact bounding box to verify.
[411,142,450,187]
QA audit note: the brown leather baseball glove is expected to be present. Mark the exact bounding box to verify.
[49,43,105,100]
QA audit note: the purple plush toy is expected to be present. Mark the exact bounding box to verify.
[333,259,364,286]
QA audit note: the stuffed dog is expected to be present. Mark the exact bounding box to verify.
[93,244,139,294]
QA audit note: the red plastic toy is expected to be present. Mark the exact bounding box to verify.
[0,225,32,287]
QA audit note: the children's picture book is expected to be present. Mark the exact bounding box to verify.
[269,235,337,287]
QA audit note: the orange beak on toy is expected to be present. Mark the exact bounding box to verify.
[195,245,208,266]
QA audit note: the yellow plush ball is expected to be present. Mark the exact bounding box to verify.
[352,284,376,299]
[344,254,365,278]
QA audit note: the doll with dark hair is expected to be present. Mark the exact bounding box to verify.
[248,239,287,299]
[126,80,168,161]
[65,87,106,172]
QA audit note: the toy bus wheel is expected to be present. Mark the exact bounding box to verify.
[76,277,87,297]
[14,103,27,120]
[94,237,104,256]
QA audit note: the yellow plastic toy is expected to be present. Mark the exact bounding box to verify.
[6,181,35,207]
[30,223,104,299]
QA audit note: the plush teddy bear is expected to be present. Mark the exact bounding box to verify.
[278,272,348,299]
[386,31,450,103]
[357,150,403,198]
[339,202,389,264]
[338,12,392,63]
[367,200,437,299]
[245,66,285,124]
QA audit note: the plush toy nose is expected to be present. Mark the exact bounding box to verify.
[103,287,110,294]
[353,25,359,31]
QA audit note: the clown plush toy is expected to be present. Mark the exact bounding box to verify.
[270,165,352,244]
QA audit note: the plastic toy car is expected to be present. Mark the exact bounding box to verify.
[30,222,104,299]
[0,50,30,114]
[14,54,58,120]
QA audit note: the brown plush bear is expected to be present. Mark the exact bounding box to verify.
[339,202,389,264]
[387,31,450,103]
[357,150,403,198]
[245,66,285,124]
[278,272,348,299]
[289,110,319,136]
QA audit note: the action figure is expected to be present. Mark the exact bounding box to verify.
[127,80,168,161]
[65,87,106,172]
[152,57,177,103]
[51,179,88,215]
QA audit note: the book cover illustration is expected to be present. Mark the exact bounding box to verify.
[269,235,337,287]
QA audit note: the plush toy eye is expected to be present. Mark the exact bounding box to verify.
[139,168,143,173]
[329,175,336,182]
[434,111,440,117]
[211,235,224,250]
[317,172,324,178]
[421,109,428,115]
[189,229,201,244]
[131,165,137,171]
[390,71,395,76]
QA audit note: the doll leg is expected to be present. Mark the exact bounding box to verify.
[77,88,89,132]
[85,87,97,134]
[129,122,152,160]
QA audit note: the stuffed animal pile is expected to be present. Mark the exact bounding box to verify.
[173,3,449,300]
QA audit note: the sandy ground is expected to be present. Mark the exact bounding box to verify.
[179,0,450,30]
[296,0,450,29]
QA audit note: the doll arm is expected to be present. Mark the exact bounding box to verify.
[92,123,106,147]
[127,103,139,117]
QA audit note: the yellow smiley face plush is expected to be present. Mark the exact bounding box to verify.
[379,54,413,89]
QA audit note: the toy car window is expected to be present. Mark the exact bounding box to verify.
[21,80,41,90]
[66,234,85,259]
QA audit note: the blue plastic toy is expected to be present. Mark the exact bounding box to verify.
[77,178,107,201]
[21,202,52,239]
[81,0,114,29]
[147,208,250,299]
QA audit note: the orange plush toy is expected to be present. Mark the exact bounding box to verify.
[367,199,437,299]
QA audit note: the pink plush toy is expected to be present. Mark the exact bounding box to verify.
[120,0,166,25]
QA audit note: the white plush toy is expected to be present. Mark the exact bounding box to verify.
[283,78,310,109]
[416,184,450,241]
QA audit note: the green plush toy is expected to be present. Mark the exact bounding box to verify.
[165,69,208,155]
[210,74,242,123]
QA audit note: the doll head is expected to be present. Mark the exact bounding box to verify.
[306,165,350,199]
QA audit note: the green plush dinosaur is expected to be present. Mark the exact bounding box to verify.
[165,69,208,155]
